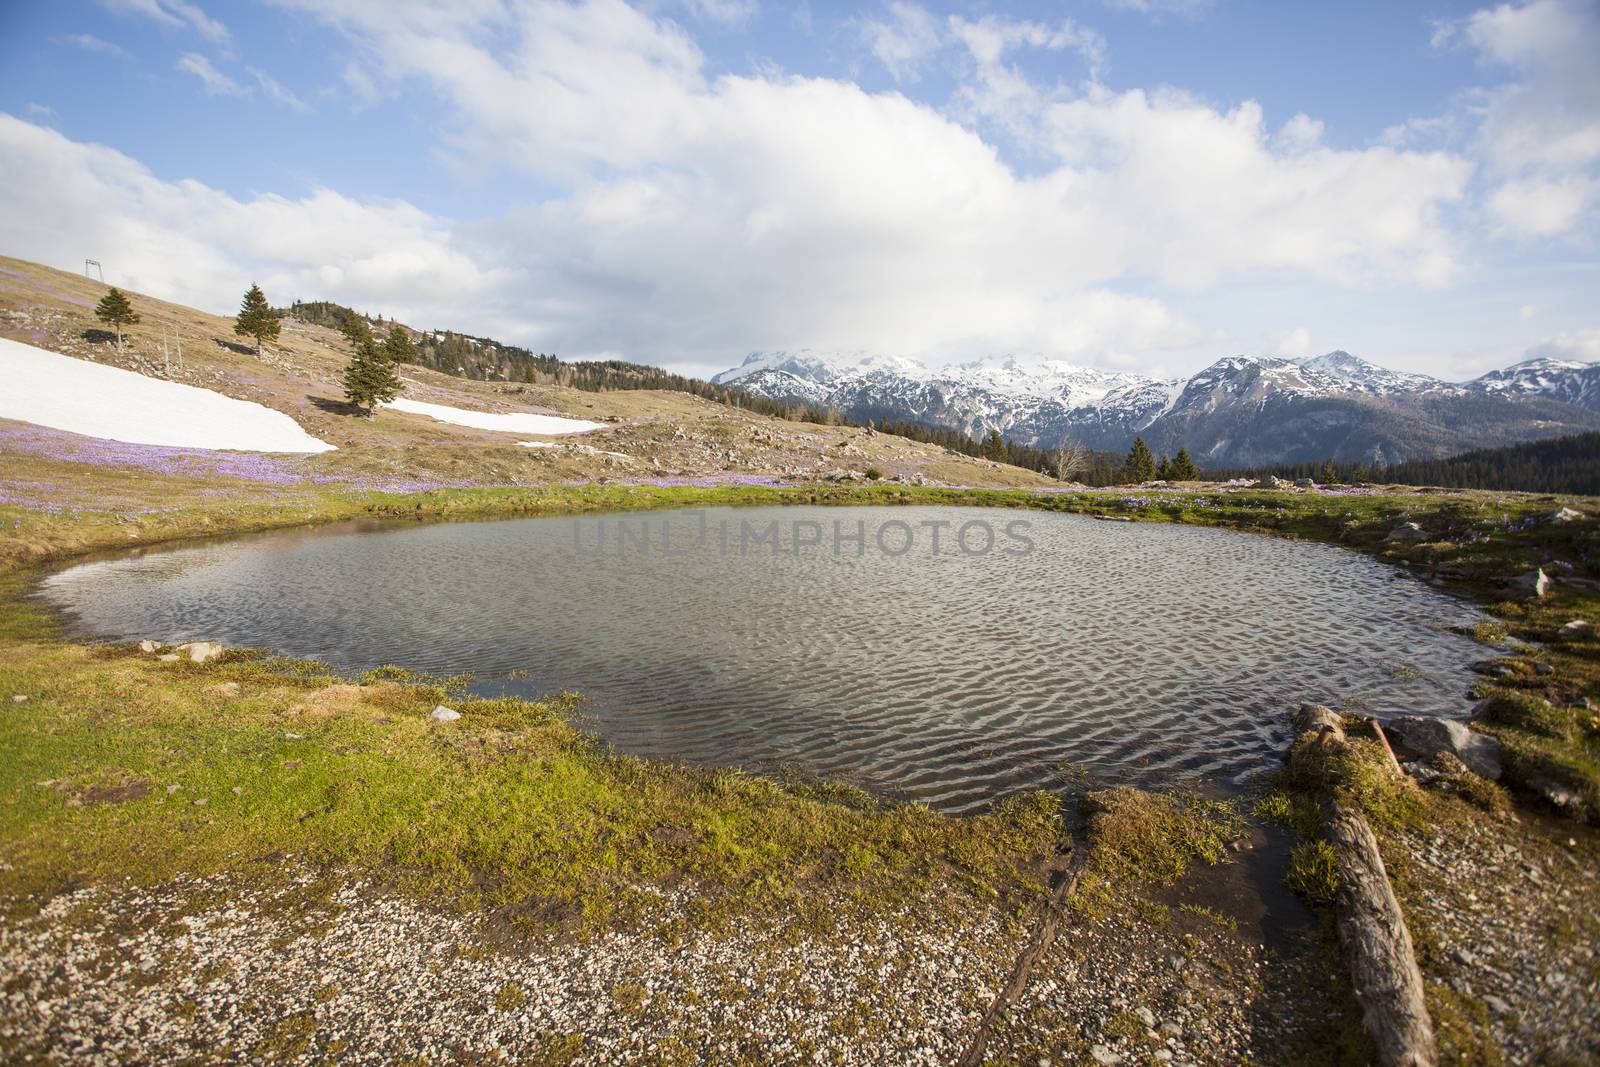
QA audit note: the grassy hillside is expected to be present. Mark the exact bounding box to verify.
[0,256,1056,496]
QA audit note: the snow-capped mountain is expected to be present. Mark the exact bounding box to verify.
[1472,357,1600,411]
[711,349,1600,466]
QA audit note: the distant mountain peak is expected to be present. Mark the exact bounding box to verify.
[711,346,1600,466]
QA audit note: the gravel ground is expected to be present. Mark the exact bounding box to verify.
[979,904,1338,1066]
[1396,810,1600,1064]
[0,871,1024,1064]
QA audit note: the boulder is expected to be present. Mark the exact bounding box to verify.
[1293,477,1315,488]
[157,653,179,663]
[1253,475,1282,489]
[430,705,461,723]
[138,639,160,654]
[1385,522,1428,543]
[1558,619,1593,639]
[1548,507,1584,524]
[1385,716,1503,780]
[1509,568,1552,599]
[177,641,226,665]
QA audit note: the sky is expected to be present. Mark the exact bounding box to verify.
[0,0,1597,381]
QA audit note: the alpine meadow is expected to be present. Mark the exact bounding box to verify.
[2,2,1599,1065]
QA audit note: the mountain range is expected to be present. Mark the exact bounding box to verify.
[710,350,1600,466]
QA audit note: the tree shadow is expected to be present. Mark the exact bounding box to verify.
[214,337,256,356]
[82,328,117,345]
[308,394,367,417]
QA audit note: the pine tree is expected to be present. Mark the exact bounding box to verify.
[381,324,418,365]
[1156,455,1171,480]
[1169,446,1199,481]
[1319,460,1339,485]
[1351,464,1372,483]
[983,428,1008,462]
[233,283,281,356]
[1124,436,1156,482]
[340,318,401,414]
[94,287,139,355]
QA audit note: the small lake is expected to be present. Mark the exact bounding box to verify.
[38,505,1484,812]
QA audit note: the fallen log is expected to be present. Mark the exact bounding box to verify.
[1290,705,1437,1067]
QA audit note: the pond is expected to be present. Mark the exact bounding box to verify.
[37,505,1484,813]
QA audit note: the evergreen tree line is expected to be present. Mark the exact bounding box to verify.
[1200,433,1600,495]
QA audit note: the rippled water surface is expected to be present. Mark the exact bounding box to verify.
[39,506,1484,812]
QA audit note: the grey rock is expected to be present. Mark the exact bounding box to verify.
[1558,619,1593,639]
[1090,1046,1122,1067]
[1548,507,1584,523]
[430,705,462,723]
[1483,995,1512,1015]
[1136,1005,1156,1029]
[1385,521,1428,542]
[1253,475,1283,489]
[11,694,27,703]
[1385,716,1503,780]
[138,639,160,654]
[1293,477,1315,487]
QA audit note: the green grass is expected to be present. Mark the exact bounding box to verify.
[1070,786,1244,917]
[1285,840,1340,906]
[0,633,1062,933]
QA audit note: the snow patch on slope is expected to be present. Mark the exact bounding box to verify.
[385,397,604,435]
[0,338,335,453]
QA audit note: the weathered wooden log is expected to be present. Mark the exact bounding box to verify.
[1291,705,1438,1067]
[1326,806,1437,1067]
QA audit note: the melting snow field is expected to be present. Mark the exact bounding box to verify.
[384,397,604,435]
[0,338,335,453]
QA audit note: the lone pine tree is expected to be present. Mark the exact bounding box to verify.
[1169,446,1199,481]
[234,283,281,356]
[94,287,139,356]
[340,318,401,414]
[1125,436,1156,482]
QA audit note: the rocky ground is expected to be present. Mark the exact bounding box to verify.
[0,870,1023,1065]
[1394,809,1600,1064]
[982,906,1338,1067]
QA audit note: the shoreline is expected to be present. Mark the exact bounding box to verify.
[3,481,1598,1063]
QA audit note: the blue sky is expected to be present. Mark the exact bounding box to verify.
[1,0,1597,380]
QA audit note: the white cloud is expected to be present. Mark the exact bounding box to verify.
[1436,0,1600,237]
[1102,0,1213,18]
[249,67,309,111]
[1524,328,1600,363]
[52,33,130,57]
[858,2,943,83]
[1272,327,1313,358]
[99,0,230,46]
[26,103,57,121]
[176,53,246,96]
[1,1,1482,373]
[1488,174,1597,236]
[0,115,507,334]
[1519,303,1537,319]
